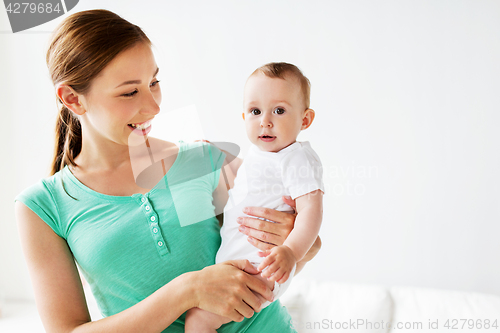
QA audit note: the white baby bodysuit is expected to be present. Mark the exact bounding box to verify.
[216,141,324,301]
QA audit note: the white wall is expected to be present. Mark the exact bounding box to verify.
[1,0,499,301]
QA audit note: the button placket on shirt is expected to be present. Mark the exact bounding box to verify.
[135,194,169,255]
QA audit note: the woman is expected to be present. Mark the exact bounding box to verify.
[14,9,320,332]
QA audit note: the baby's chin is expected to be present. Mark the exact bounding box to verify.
[255,141,291,153]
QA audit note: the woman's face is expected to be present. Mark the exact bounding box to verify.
[78,42,161,147]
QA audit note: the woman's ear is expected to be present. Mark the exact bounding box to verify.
[56,83,86,116]
[301,108,315,130]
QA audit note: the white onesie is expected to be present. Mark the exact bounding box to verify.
[216,141,324,305]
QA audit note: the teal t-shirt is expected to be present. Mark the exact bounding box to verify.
[15,141,296,332]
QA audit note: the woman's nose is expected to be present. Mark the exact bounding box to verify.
[141,91,161,115]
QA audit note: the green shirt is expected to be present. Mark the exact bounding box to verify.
[15,141,295,332]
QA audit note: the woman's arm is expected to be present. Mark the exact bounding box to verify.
[16,202,272,333]
[197,139,242,192]
[212,147,245,224]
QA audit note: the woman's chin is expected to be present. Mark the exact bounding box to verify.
[127,132,150,147]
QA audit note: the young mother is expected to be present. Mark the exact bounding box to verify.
[14,9,321,333]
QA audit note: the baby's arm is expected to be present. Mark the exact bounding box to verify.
[258,190,323,283]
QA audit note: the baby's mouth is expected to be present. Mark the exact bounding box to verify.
[259,135,276,142]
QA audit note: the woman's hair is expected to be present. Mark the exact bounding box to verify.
[47,9,151,176]
[252,62,311,109]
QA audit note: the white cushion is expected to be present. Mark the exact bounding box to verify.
[389,286,500,333]
[282,279,392,333]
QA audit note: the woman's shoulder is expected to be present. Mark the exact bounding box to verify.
[143,138,224,164]
[164,139,224,162]
[145,138,211,164]
[14,169,66,238]
[148,138,214,149]
[162,140,226,185]
[15,169,64,204]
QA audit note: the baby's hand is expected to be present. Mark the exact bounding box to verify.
[257,245,297,284]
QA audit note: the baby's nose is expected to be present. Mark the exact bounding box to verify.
[260,118,273,128]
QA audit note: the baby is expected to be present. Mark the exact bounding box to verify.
[185,62,324,332]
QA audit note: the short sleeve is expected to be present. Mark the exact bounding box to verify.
[206,142,226,191]
[14,179,63,238]
[282,146,325,200]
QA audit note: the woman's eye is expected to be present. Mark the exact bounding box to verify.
[122,89,138,97]
[150,80,160,87]
[251,109,261,115]
[274,107,285,115]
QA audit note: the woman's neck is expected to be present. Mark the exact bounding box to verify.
[74,139,132,172]
[74,135,176,178]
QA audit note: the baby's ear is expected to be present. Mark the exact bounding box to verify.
[301,108,315,130]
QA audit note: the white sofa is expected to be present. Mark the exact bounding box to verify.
[1,280,499,332]
[280,279,500,333]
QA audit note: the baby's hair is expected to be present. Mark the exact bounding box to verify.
[252,62,311,109]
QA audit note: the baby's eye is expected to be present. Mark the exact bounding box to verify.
[250,108,261,115]
[274,107,286,115]
[122,89,138,97]
[150,80,160,87]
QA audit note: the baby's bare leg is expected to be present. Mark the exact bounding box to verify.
[185,307,231,333]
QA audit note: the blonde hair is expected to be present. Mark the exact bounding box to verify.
[252,62,311,109]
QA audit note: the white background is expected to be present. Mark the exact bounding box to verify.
[0,0,499,303]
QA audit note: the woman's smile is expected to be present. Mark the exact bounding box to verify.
[128,118,153,135]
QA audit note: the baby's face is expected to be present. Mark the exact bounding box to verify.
[243,72,307,152]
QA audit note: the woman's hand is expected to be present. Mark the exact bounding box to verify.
[189,260,274,322]
[237,195,306,249]
[237,196,297,250]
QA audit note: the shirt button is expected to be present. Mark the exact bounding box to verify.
[150,216,156,222]
[145,206,151,211]
[158,241,163,247]
[141,197,146,203]
[153,228,158,233]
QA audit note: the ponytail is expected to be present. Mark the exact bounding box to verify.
[50,105,82,176]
